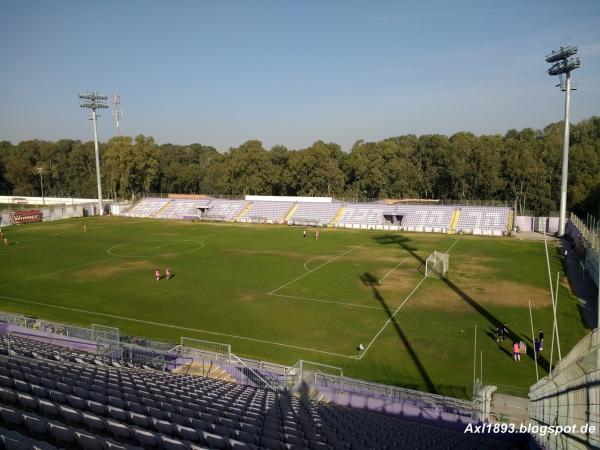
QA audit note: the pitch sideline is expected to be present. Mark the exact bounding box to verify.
[0,293,357,359]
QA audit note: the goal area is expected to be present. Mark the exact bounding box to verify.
[425,251,449,278]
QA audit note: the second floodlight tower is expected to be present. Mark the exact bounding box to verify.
[545,46,581,236]
[79,92,109,214]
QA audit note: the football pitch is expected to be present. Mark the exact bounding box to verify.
[0,217,589,398]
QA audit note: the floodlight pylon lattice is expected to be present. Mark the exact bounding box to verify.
[79,92,109,214]
[545,46,581,236]
[112,92,123,135]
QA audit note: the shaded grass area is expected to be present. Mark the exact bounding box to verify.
[0,217,589,398]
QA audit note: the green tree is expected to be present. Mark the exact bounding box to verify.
[212,140,276,195]
[103,135,160,198]
[287,141,345,196]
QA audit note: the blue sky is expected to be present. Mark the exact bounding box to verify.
[1,0,599,150]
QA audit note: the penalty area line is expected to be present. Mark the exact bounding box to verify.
[267,292,380,310]
[358,276,427,359]
[269,244,364,295]
[0,294,356,359]
[378,257,409,283]
[358,238,460,359]
[303,255,326,272]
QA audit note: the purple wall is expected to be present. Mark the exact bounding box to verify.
[317,386,527,445]
[0,324,99,353]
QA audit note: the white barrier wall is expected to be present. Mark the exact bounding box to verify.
[245,195,332,203]
[529,328,600,450]
[0,212,11,227]
[515,216,559,234]
[110,202,133,215]
[0,202,104,227]
[0,195,108,205]
[514,216,533,232]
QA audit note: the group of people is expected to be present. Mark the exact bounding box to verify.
[303,229,319,240]
[154,267,172,282]
[497,324,544,362]
[495,323,510,344]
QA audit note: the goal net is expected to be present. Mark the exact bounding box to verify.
[425,251,449,278]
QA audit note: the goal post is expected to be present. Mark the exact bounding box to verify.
[425,251,449,278]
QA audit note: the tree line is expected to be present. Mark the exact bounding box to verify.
[1,117,599,216]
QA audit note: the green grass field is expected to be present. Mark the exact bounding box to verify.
[0,217,589,398]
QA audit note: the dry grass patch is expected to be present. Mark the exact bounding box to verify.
[238,292,259,302]
[73,260,155,279]
[411,280,552,312]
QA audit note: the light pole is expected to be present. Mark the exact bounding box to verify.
[35,166,45,205]
[545,46,581,236]
[79,92,109,215]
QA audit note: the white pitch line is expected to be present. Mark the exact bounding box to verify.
[0,229,230,289]
[378,257,408,283]
[269,244,364,294]
[303,255,326,272]
[358,238,460,359]
[268,292,380,310]
[0,294,356,359]
[0,241,186,289]
[0,257,116,289]
[446,238,459,253]
[358,276,427,359]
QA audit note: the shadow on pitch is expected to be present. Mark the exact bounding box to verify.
[373,234,516,334]
[374,234,553,372]
[360,271,437,394]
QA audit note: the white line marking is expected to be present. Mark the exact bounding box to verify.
[446,238,459,253]
[0,257,115,289]
[106,240,206,258]
[268,292,380,309]
[378,257,408,283]
[0,294,356,359]
[0,229,230,289]
[359,276,427,359]
[303,255,326,272]
[358,238,460,359]
[269,244,364,294]
[108,238,193,256]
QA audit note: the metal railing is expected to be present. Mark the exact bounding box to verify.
[0,310,475,419]
[570,213,599,289]
[0,312,93,342]
[528,328,600,450]
[1,330,105,357]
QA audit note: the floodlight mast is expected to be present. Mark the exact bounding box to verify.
[79,92,109,214]
[112,92,122,135]
[545,46,581,236]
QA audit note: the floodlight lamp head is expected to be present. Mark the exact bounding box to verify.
[548,57,581,76]
[545,46,578,63]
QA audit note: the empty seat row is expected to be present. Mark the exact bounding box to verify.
[241,203,294,223]
[123,198,170,218]
[0,335,515,450]
[288,204,341,226]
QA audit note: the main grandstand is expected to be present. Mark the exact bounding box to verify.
[121,195,513,236]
